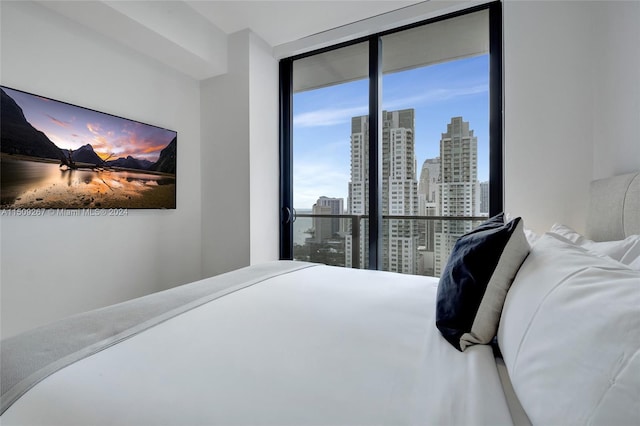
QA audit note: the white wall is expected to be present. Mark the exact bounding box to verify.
[249,32,279,264]
[200,29,279,277]
[591,1,640,180]
[503,0,640,235]
[200,32,251,278]
[0,1,203,337]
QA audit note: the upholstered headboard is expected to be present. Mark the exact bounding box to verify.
[586,171,640,241]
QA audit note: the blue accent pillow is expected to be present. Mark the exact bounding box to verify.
[436,213,530,351]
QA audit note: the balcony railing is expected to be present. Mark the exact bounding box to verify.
[293,213,488,277]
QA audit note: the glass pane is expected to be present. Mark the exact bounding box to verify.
[380,10,490,277]
[292,42,368,268]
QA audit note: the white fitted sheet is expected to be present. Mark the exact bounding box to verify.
[2,264,514,425]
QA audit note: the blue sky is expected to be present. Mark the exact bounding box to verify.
[293,54,489,210]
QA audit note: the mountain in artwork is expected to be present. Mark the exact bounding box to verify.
[107,156,154,170]
[149,136,176,175]
[0,88,65,161]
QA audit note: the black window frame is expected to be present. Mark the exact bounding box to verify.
[279,1,503,269]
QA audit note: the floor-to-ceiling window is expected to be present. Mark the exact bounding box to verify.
[280,2,502,276]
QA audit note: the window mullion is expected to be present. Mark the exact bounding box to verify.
[488,1,503,217]
[368,36,383,270]
[279,58,293,260]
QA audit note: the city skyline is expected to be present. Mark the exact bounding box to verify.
[293,54,489,209]
[295,112,482,277]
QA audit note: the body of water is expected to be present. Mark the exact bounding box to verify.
[293,210,312,245]
[1,157,175,208]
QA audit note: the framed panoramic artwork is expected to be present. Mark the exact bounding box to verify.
[1,85,177,210]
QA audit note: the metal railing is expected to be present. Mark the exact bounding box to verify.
[293,213,488,275]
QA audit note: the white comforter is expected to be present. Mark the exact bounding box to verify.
[1,263,513,425]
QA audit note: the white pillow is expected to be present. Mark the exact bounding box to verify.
[498,233,640,425]
[506,212,540,245]
[550,223,640,270]
[548,223,585,243]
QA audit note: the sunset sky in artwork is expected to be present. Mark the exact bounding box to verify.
[3,87,176,162]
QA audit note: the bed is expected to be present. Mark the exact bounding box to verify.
[1,172,639,425]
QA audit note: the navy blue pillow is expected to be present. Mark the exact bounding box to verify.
[436,213,530,351]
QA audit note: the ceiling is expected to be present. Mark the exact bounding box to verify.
[35,0,425,80]
[186,1,424,47]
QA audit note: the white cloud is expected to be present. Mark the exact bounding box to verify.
[293,161,350,209]
[383,84,488,110]
[294,105,367,128]
[294,84,486,128]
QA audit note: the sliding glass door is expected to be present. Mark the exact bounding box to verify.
[287,42,369,268]
[280,2,502,277]
[379,9,491,276]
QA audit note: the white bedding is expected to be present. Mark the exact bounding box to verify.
[1,264,514,425]
[4,171,640,425]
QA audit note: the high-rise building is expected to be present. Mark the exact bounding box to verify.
[418,157,441,213]
[311,203,333,243]
[417,157,441,275]
[434,117,478,276]
[346,109,418,274]
[313,196,344,241]
[345,115,369,269]
[479,181,489,215]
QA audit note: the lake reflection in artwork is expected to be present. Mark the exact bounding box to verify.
[1,157,176,209]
